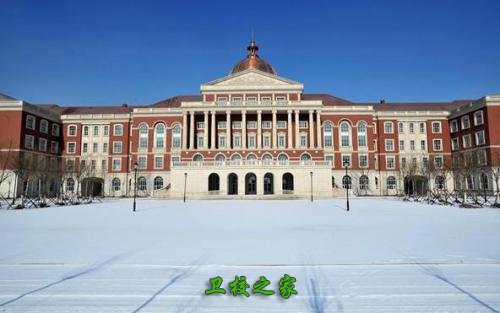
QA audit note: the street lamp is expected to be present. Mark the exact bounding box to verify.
[183,172,187,202]
[344,161,350,212]
[310,171,313,202]
[133,162,138,212]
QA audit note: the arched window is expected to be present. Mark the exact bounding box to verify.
[466,175,474,190]
[193,154,203,162]
[387,176,396,189]
[215,154,225,165]
[137,176,147,191]
[112,178,121,191]
[300,153,312,164]
[282,173,294,192]
[435,176,445,190]
[67,178,75,192]
[172,124,181,148]
[480,173,489,190]
[231,154,242,163]
[340,122,350,147]
[262,154,273,165]
[278,153,289,165]
[154,123,165,148]
[208,173,220,191]
[323,122,333,147]
[357,122,367,147]
[246,154,257,165]
[264,173,274,194]
[359,175,369,190]
[342,175,352,189]
[139,124,148,149]
[154,176,163,190]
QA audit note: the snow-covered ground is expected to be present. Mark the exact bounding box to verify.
[0,198,499,312]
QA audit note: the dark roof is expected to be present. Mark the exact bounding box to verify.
[371,100,472,111]
[61,105,133,115]
[302,94,353,106]
[0,92,18,101]
[151,95,202,108]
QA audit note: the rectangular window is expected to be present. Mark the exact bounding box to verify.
[432,121,442,133]
[299,121,308,128]
[91,159,96,170]
[462,134,472,148]
[423,157,428,168]
[216,97,228,106]
[401,157,407,168]
[93,142,98,153]
[278,135,286,147]
[299,135,307,148]
[66,159,75,171]
[410,140,415,151]
[103,142,108,153]
[324,135,333,147]
[399,140,405,151]
[138,156,147,169]
[217,121,226,129]
[113,141,122,154]
[434,156,443,168]
[461,116,470,129]
[451,138,459,151]
[171,156,180,166]
[101,160,107,171]
[419,122,425,133]
[218,136,226,148]
[52,124,60,136]
[276,121,287,129]
[385,139,394,151]
[433,139,442,151]
[248,135,255,148]
[154,156,163,169]
[93,125,99,136]
[231,97,242,106]
[196,121,205,129]
[247,121,257,129]
[83,143,88,153]
[450,120,458,133]
[261,96,271,105]
[263,135,271,148]
[384,122,393,133]
[475,130,485,145]
[474,110,484,126]
[478,150,487,165]
[359,154,368,167]
[50,141,59,154]
[420,140,426,151]
[325,155,334,166]
[40,120,48,133]
[26,115,35,130]
[83,126,89,136]
[103,125,109,136]
[233,135,241,148]
[246,97,257,105]
[197,136,204,148]
[386,156,395,169]
[112,159,121,171]
[262,121,272,129]
[409,123,415,134]
[342,155,351,167]
[232,121,242,129]
[398,122,404,133]
[38,138,47,151]
[67,142,76,154]
[276,96,287,105]
[113,124,123,136]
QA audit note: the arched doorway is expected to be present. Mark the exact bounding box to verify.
[208,173,220,193]
[404,175,428,196]
[282,173,294,194]
[264,173,274,195]
[81,177,104,197]
[227,173,238,195]
[245,173,257,195]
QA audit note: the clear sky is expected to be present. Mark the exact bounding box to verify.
[0,0,499,106]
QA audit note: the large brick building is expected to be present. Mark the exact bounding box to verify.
[1,41,499,199]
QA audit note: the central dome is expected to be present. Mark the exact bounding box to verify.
[230,40,276,75]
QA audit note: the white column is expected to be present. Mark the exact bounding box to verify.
[272,110,277,149]
[226,111,231,149]
[287,110,293,149]
[189,111,195,150]
[294,110,300,148]
[211,110,216,149]
[182,112,188,150]
[242,111,247,149]
[309,110,314,149]
[316,110,322,148]
[203,111,209,149]
[257,110,262,149]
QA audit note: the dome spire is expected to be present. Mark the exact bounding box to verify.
[230,39,276,75]
[247,39,258,57]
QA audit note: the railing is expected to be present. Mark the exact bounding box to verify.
[171,160,332,168]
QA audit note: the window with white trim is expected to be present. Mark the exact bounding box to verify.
[299,134,307,148]
[233,135,241,148]
[247,135,256,148]
[113,141,122,153]
[420,140,426,151]
[246,121,257,129]
[138,156,147,169]
[451,138,459,151]
[386,156,395,169]
[399,140,405,151]
[277,134,286,148]
[216,97,228,106]
[434,156,443,168]
[462,134,472,148]
[384,122,393,134]
[409,123,415,134]
[385,139,394,151]
[231,97,242,106]
[112,159,121,171]
[398,122,404,133]
[50,141,59,154]
[51,124,60,136]
[478,150,487,166]
[357,122,367,147]
[432,121,441,133]
[450,120,458,133]
[196,121,205,129]
[410,140,415,151]
[139,124,148,149]
[475,130,485,146]
[261,96,271,105]
[461,116,470,129]
[340,122,350,147]
[83,143,88,153]
[197,135,204,148]
[276,121,287,129]
[246,97,257,105]
[262,121,272,129]
[218,135,226,148]
[232,121,241,129]
[103,125,109,136]
[342,155,351,167]
[113,124,123,136]
[276,96,287,105]
[323,122,333,147]
[474,110,484,126]
[83,126,89,136]
[92,142,98,153]
[433,139,442,151]
[39,138,47,151]
[40,119,49,133]
[154,123,165,148]
[419,122,425,133]
[263,134,271,148]
[67,142,76,154]
[103,142,108,153]
[359,154,368,167]
[172,124,181,148]
[299,120,308,128]
[93,125,99,136]
[26,115,36,130]
[217,121,226,129]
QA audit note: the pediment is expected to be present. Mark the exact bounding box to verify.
[201,69,303,91]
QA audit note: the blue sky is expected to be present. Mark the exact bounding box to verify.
[0,0,499,105]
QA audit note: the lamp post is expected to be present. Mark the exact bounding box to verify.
[344,161,350,211]
[183,172,187,202]
[133,162,138,212]
[310,171,313,202]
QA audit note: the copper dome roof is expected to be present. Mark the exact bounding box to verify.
[230,40,276,75]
